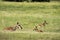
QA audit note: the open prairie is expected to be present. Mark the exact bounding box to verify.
[0,1,60,40]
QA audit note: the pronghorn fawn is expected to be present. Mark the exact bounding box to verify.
[3,22,23,31]
[33,20,48,32]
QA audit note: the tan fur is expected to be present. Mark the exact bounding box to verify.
[3,22,23,31]
[33,20,48,32]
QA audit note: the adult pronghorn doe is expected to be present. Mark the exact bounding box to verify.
[33,20,48,32]
[3,22,23,31]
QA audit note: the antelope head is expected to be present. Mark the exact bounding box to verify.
[16,22,23,30]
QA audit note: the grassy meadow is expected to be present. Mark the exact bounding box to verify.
[0,1,60,40]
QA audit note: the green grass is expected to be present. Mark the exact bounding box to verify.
[0,1,60,40]
[0,31,60,40]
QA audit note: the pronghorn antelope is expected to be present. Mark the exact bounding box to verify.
[3,22,23,31]
[33,20,48,32]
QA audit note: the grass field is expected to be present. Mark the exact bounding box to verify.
[0,1,60,40]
